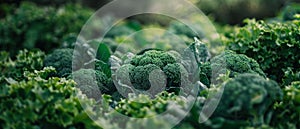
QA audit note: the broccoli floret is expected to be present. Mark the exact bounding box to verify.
[211,50,266,78]
[163,63,188,88]
[70,69,116,99]
[44,48,73,77]
[116,50,188,93]
[130,64,162,90]
[131,50,176,68]
[198,62,212,87]
[214,73,282,126]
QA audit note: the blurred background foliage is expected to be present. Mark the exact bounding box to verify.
[1,0,300,55]
[1,0,300,24]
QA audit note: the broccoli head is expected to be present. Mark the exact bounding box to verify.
[214,73,282,126]
[131,50,177,68]
[116,50,188,92]
[44,48,73,77]
[211,50,266,78]
[70,69,116,99]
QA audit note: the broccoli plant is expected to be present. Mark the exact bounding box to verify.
[211,50,266,79]
[116,50,189,93]
[213,74,282,127]
[44,48,73,77]
[70,69,116,99]
[187,73,282,129]
[186,38,212,86]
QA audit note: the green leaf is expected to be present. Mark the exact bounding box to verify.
[95,60,112,77]
[96,43,111,63]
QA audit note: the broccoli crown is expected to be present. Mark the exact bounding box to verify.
[70,69,115,99]
[131,50,176,68]
[163,63,188,88]
[214,74,283,124]
[130,64,162,90]
[44,48,73,77]
[211,50,266,78]
[117,50,188,92]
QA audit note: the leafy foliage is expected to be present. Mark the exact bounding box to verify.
[0,2,92,55]
[226,19,300,83]
[2,2,300,129]
[0,49,45,81]
[115,91,182,118]
[196,0,285,24]
[280,3,300,21]
[272,81,300,128]
[0,0,79,6]
[167,21,204,39]
[282,68,300,86]
[0,67,102,129]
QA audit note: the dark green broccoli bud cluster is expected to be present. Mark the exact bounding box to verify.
[214,74,283,126]
[211,50,266,78]
[131,50,176,68]
[116,50,188,92]
[130,64,163,90]
[70,69,115,99]
[163,63,188,88]
[44,48,73,77]
[198,62,212,87]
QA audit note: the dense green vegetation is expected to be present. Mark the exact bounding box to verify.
[1,1,300,129]
[0,2,93,55]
